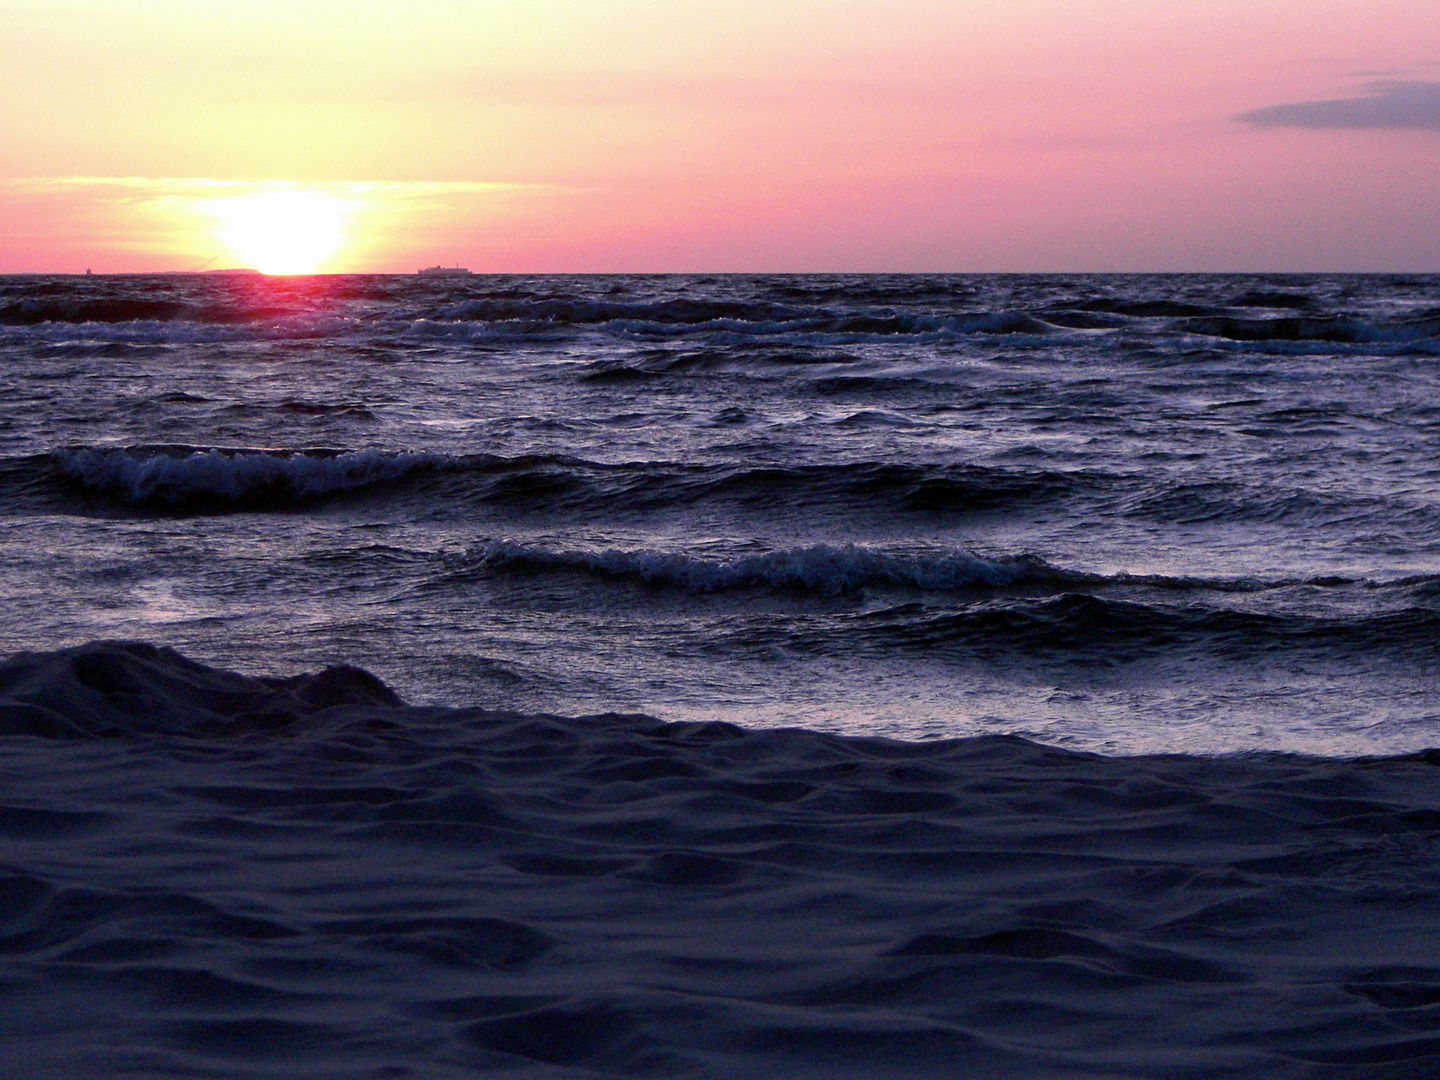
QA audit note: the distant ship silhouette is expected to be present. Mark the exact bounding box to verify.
[416,265,472,277]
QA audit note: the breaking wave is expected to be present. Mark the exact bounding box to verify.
[469,540,1079,596]
[19,446,1435,537]
[34,445,1098,517]
[54,446,450,504]
[465,539,1436,601]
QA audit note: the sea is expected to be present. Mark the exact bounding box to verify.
[2,273,1440,1078]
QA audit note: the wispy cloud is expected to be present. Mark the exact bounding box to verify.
[0,178,540,199]
[1236,81,1440,130]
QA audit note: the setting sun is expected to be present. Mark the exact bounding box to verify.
[206,190,353,274]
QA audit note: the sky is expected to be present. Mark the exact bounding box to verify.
[1,0,1437,273]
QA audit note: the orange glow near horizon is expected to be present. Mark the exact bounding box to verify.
[0,178,542,274]
[204,190,354,275]
[0,1,1437,272]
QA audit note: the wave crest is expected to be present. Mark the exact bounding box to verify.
[39,446,1096,518]
[473,540,1074,595]
[56,446,447,504]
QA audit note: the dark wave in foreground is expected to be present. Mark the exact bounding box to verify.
[3,641,1440,1077]
[0,641,401,738]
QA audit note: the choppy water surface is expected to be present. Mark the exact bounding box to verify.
[2,272,1439,754]
[7,274,1440,1080]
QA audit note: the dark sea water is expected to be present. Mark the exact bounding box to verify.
[4,272,1440,753]
[3,273,1440,1077]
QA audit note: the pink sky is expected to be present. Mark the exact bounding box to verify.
[2,0,1437,272]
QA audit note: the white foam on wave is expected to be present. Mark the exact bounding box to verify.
[476,539,1062,594]
[57,447,444,501]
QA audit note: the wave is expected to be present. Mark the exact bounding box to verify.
[449,547,1440,662]
[20,446,1438,539]
[1226,290,1317,310]
[0,317,373,350]
[1078,298,1224,317]
[0,297,341,328]
[1177,314,1440,345]
[25,446,1099,518]
[390,301,1434,354]
[0,298,193,325]
[53,446,452,505]
[0,307,1058,351]
[19,278,1433,355]
[458,541,1433,607]
[5,640,1440,1077]
[578,346,865,382]
[441,296,801,326]
[3,276,1436,356]
[440,297,1058,338]
[833,592,1440,662]
[469,540,1081,596]
[0,640,400,738]
[1123,479,1408,527]
[8,445,1433,549]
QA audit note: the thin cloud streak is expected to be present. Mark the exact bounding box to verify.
[1237,81,1440,130]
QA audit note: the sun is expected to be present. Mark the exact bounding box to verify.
[206,190,354,274]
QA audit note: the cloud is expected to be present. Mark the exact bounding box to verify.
[1236,81,1440,130]
[0,178,538,199]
